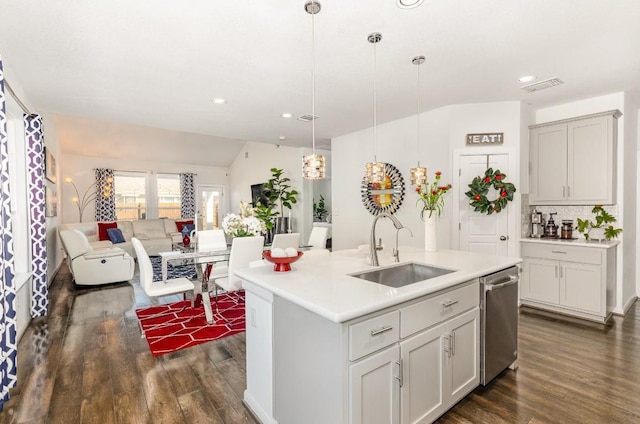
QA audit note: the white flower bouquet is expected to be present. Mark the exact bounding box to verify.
[222,202,266,237]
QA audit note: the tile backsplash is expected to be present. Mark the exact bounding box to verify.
[521,195,618,238]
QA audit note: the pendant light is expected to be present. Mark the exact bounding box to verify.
[302,1,326,180]
[364,32,385,184]
[410,55,427,185]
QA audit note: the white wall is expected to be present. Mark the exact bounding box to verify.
[535,92,635,314]
[332,101,525,252]
[61,153,231,224]
[228,141,331,244]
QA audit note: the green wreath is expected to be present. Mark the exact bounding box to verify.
[464,168,516,215]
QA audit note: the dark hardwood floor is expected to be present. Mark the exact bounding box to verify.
[1,263,639,423]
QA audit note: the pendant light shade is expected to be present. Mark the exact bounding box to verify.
[302,0,326,180]
[410,55,427,185]
[365,32,385,184]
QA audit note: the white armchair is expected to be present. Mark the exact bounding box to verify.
[59,229,135,286]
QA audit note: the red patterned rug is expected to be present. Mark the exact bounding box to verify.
[135,290,245,356]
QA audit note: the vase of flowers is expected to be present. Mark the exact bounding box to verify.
[222,201,266,238]
[415,171,452,252]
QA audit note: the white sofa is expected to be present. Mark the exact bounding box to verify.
[59,228,135,286]
[59,218,187,258]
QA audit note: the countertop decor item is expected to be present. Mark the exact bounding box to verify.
[465,168,516,215]
[577,205,622,241]
[415,170,452,219]
[263,250,303,272]
[222,202,266,238]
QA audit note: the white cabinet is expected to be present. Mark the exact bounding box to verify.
[349,345,400,424]
[529,110,620,205]
[253,279,480,424]
[400,309,478,424]
[520,241,617,323]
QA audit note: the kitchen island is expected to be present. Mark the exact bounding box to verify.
[235,248,521,424]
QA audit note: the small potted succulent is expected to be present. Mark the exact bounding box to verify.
[576,205,622,241]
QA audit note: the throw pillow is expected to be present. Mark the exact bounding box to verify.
[181,224,196,236]
[106,228,126,244]
[97,222,118,241]
[175,220,194,232]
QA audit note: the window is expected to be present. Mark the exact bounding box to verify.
[114,173,147,220]
[114,172,184,220]
[157,174,181,219]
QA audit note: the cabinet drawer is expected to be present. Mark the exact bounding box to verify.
[400,281,479,338]
[522,243,601,265]
[349,310,400,361]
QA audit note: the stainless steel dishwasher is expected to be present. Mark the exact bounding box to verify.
[480,266,519,386]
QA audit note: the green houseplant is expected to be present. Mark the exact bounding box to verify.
[313,195,328,222]
[576,205,622,241]
[258,168,299,235]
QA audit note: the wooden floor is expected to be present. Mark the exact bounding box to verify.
[1,264,639,424]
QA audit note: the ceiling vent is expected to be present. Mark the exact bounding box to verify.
[520,77,563,93]
[297,114,319,122]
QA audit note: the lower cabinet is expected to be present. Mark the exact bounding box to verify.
[399,309,479,424]
[250,279,481,424]
[521,241,616,323]
[349,306,479,424]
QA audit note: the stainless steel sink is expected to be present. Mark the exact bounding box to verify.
[350,262,455,288]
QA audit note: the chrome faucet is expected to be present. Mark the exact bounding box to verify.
[370,212,410,266]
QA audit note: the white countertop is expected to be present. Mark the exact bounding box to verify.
[235,247,521,323]
[520,237,619,249]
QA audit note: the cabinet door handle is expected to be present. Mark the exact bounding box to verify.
[370,326,393,337]
[563,186,566,198]
[567,186,571,198]
[551,250,566,254]
[442,299,459,308]
[555,265,558,278]
[443,335,451,358]
[559,266,563,278]
[451,332,455,356]
[395,360,403,388]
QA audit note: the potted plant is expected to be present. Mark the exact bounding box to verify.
[313,195,328,222]
[261,168,299,234]
[576,205,622,241]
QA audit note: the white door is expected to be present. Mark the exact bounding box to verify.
[458,154,510,256]
[197,185,225,230]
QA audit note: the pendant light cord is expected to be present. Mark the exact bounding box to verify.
[311,2,316,154]
[416,61,420,167]
[373,38,378,162]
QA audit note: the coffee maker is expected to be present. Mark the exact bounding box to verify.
[544,212,559,238]
[530,209,544,238]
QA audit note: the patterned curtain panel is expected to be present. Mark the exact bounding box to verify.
[24,114,47,318]
[0,54,18,409]
[180,173,195,219]
[94,168,115,222]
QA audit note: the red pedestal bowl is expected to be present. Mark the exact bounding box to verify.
[262,251,304,272]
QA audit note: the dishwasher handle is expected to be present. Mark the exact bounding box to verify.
[485,275,519,291]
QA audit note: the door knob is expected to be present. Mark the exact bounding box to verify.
[499,235,508,241]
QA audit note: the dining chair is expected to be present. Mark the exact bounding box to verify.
[132,237,195,335]
[209,235,264,324]
[271,233,300,251]
[307,226,329,250]
[197,229,228,251]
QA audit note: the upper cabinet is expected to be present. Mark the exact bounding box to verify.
[529,110,621,205]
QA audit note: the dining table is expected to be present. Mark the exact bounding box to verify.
[159,247,232,325]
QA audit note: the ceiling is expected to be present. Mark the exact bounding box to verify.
[1,0,639,157]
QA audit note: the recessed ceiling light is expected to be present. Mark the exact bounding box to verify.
[518,75,537,83]
[397,0,424,9]
[279,136,286,141]
[281,113,292,118]
[213,98,228,104]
